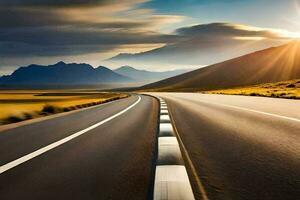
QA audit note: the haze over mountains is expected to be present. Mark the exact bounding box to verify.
[114,66,190,83]
[0,62,189,88]
[2,40,300,90]
[140,41,300,91]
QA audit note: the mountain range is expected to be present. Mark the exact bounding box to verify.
[140,41,300,91]
[3,40,299,90]
[0,62,189,87]
[0,62,131,85]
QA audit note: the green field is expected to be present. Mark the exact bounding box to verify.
[0,90,128,125]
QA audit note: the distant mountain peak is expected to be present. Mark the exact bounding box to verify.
[96,66,113,72]
[110,53,133,59]
[54,61,66,66]
[96,65,109,69]
[115,66,137,71]
[120,65,134,69]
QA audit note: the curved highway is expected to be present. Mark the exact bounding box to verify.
[0,95,158,200]
[155,93,300,200]
[0,93,299,200]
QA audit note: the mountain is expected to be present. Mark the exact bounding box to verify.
[114,66,190,83]
[140,41,300,91]
[0,61,132,86]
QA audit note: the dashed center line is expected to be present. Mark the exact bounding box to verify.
[153,96,195,200]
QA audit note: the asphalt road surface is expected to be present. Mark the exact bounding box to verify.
[155,93,300,200]
[0,93,299,200]
[0,95,158,200]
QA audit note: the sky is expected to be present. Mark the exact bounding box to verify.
[1,0,300,74]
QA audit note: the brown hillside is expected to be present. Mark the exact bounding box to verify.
[140,40,300,91]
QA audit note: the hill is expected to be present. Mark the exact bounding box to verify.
[0,62,132,86]
[114,66,190,83]
[140,41,300,91]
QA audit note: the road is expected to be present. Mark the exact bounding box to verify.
[0,95,158,200]
[0,93,299,200]
[155,93,300,200]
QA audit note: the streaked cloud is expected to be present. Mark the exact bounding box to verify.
[0,0,186,74]
[0,0,146,8]
[175,23,297,40]
[0,0,299,75]
[109,22,295,70]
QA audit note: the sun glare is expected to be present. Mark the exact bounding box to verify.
[234,36,266,41]
[278,30,300,39]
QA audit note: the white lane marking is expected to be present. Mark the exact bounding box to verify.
[154,166,194,200]
[160,115,170,123]
[195,99,300,123]
[160,110,169,114]
[157,137,183,165]
[159,123,174,137]
[0,96,141,174]
[154,97,195,200]
[159,137,179,145]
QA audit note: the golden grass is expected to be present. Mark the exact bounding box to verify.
[0,90,129,124]
[205,79,300,99]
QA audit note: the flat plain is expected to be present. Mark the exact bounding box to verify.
[0,90,128,124]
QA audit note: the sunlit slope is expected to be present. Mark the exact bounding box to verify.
[140,41,300,91]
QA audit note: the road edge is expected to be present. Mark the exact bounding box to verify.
[0,95,131,133]
[169,110,209,200]
[0,95,141,174]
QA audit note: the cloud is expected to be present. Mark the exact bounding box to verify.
[0,0,182,63]
[0,27,179,57]
[0,7,66,28]
[175,23,289,40]
[0,0,145,8]
[109,22,294,69]
[0,1,150,28]
[0,1,298,75]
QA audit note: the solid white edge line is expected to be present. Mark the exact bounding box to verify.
[197,99,300,123]
[0,96,142,174]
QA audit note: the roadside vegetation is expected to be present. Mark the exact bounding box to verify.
[0,90,129,125]
[205,79,300,99]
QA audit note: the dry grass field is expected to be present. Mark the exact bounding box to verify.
[205,79,300,99]
[0,90,128,125]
